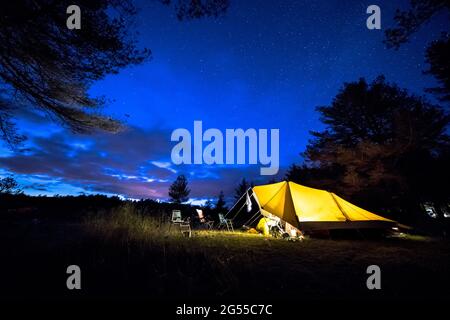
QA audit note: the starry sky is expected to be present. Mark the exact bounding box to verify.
[0,0,449,203]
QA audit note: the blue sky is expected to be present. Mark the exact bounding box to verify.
[1,0,449,203]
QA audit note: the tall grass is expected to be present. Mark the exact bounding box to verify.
[84,204,261,243]
[84,204,185,242]
[81,204,263,297]
[3,204,449,300]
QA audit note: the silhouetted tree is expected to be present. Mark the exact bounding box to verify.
[162,0,229,20]
[295,76,449,215]
[234,178,253,201]
[384,1,450,103]
[0,1,149,148]
[215,191,227,213]
[424,34,450,102]
[168,175,190,203]
[203,199,213,210]
[0,0,229,148]
[384,0,449,49]
[0,176,21,194]
[286,164,341,190]
[0,97,26,148]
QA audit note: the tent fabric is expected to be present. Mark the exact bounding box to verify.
[252,182,298,228]
[251,181,395,230]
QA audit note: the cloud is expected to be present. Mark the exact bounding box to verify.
[0,124,175,198]
[1,117,286,201]
[151,161,177,173]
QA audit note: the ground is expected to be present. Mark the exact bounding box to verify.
[1,212,449,303]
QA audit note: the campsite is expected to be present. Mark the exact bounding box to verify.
[1,0,450,313]
[1,188,449,302]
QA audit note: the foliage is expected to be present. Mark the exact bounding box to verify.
[288,76,450,217]
[384,0,449,49]
[0,0,149,146]
[162,0,229,20]
[215,190,227,213]
[384,1,450,103]
[85,204,177,241]
[0,176,21,194]
[424,34,450,102]
[0,93,26,148]
[0,0,229,148]
[168,175,190,203]
[234,178,253,201]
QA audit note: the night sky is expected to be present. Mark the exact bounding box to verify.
[1,0,449,203]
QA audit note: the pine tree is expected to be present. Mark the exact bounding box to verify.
[234,178,249,201]
[168,175,190,203]
[0,176,21,194]
[215,191,227,213]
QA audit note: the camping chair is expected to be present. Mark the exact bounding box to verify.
[196,209,214,230]
[218,213,234,232]
[169,210,191,237]
[266,217,289,239]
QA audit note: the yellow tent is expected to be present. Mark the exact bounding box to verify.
[251,181,395,230]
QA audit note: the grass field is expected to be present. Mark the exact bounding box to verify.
[1,205,449,302]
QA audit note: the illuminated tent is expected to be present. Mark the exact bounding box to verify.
[230,181,396,231]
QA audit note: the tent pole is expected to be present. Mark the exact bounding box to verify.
[246,213,262,227]
[225,187,252,218]
[243,209,262,227]
[231,201,248,220]
[231,190,259,220]
[249,210,263,224]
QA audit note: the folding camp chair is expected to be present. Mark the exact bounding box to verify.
[170,210,191,237]
[268,220,288,238]
[196,209,214,230]
[266,219,301,240]
[218,213,234,232]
